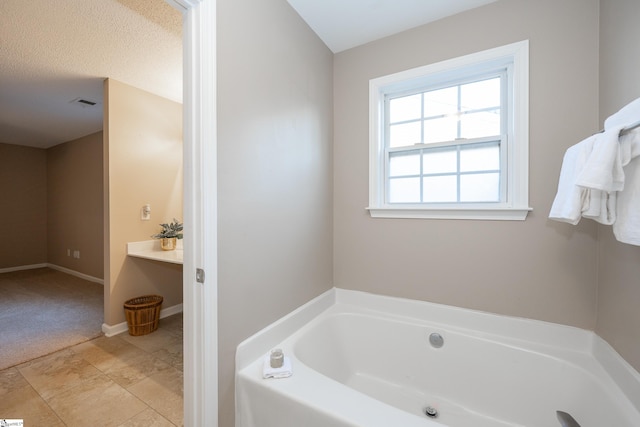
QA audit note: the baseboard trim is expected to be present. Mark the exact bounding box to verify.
[102,303,184,337]
[46,264,104,285]
[0,263,104,285]
[0,263,48,274]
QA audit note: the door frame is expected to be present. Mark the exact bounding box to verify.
[166,0,217,425]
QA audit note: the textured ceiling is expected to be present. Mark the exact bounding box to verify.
[0,0,182,148]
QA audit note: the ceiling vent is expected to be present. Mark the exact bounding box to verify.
[69,97,99,108]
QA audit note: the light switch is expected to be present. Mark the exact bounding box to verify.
[141,204,151,221]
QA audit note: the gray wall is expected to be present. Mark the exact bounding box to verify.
[47,132,103,279]
[596,0,640,372]
[333,0,601,329]
[217,0,334,425]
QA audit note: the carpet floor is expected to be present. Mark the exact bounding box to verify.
[0,267,103,371]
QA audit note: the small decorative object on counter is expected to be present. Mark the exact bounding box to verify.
[270,348,284,368]
[262,348,292,379]
[151,218,183,251]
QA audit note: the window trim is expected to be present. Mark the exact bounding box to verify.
[368,40,531,220]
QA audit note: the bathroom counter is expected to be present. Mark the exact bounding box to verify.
[127,240,183,265]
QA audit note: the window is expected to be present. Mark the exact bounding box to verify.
[368,41,530,220]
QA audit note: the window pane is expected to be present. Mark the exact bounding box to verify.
[389,152,420,177]
[423,175,457,203]
[389,94,421,123]
[424,86,457,117]
[389,177,420,203]
[460,110,500,139]
[460,143,500,172]
[390,121,421,147]
[460,173,499,202]
[423,117,457,144]
[461,78,500,111]
[423,148,457,174]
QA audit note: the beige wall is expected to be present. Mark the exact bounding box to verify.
[103,78,183,326]
[217,0,334,424]
[47,132,104,278]
[333,0,601,328]
[0,143,47,268]
[596,0,640,372]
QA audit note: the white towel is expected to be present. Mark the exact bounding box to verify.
[581,188,617,225]
[619,126,640,166]
[262,355,292,379]
[609,99,640,245]
[549,134,616,224]
[575,125,626,193]
[550,97,640,241]
[605,97,640,130]
[613,129,640,245]
[550,97,640,225]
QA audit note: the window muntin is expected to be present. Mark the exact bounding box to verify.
[388,76,502,148]
[368,40,530,220]
[388,140,502,204]
[386,74,505,205]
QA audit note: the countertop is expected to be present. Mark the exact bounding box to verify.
[126,240,183,265]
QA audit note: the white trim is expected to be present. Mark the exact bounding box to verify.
[367,206,532,221]
[368,40,530,220]
[593,335,640,414]
[102,303,184,337]
[167,0,218,426]
[0,263,104,284]
[47,264,104,285]
[101,322,127,337]
[0,263,48,274]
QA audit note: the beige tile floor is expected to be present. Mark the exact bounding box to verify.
[0,314,183,427]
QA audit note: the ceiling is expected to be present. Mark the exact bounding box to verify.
[0,0,182,149]
[287,0,497,53]
[0,0,495,149]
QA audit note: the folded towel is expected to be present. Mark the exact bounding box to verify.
[604,97,640,130]
[575,125,625,192]
[581,188,616,225]
[613,129,640,245]
[549,134,617,225]
[551,97,640,242]
[263,355,292,379]
[549,135,595,224]
[619,126,640,166]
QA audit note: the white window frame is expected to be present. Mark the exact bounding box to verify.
[368,40,531,220]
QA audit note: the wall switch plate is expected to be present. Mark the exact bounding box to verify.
[141,204,151,221]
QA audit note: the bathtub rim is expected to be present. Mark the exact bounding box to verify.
[235,287,640,415]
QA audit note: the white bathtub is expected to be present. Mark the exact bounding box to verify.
[236,289,640,427]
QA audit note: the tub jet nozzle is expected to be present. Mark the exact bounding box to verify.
[429,332,444,348]
[424,406,438,418]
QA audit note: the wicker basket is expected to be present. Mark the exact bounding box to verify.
[123,295,163,336]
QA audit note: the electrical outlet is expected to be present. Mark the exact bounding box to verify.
[67,249,71,257]
[73,250,80,259]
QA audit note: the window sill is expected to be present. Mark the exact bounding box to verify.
[366,206,532,221]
